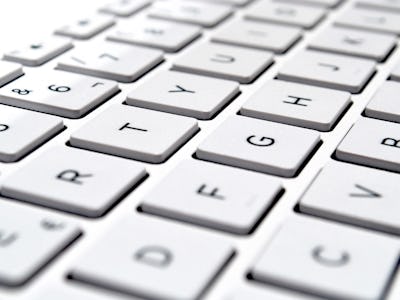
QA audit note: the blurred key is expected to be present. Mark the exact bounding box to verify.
[356,0,400,13]
[0,61,23,87]
[273,0,342,7]
[392,62,400,81]
[55,15,115,39]
[99,0,151,17]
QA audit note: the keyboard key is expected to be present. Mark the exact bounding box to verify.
[335,8,400,35]
[126,70,239,119]
[141,160,282,234]
[107,18,201,52]
[149,0,233,27]
[70,215,233,300]
[173,43,273,83]
[99,0,151,17]
[277,50,376,93]
[0,61,23,87]
[241,80,351,131]
[336,117,400,172]
[228,285,318,300]
[0,201,80,286]
[3,36,73,66]
[55,15,115,40]
[212,19,302,54]
[365,81,400,123]
[0,105,63,162]
[273,0,342,7]
[251,215,399,300]
[196,115,320,177]
[392,62,400,82]
[57,42,163,83]
[70,105,198,163]
[2,147,146,217]
[309,27,396,62]
[245,1,326,29]
[300,161,400,235]
[0,70,119,118]
[192,0,253,6]
[356,0,400,12]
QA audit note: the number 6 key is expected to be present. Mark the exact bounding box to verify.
[0,70,119,118]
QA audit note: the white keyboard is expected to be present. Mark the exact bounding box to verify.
[1,0,400,299]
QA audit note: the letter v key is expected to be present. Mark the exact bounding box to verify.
[349,184,382,198]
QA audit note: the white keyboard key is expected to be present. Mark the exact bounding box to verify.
[173,43,274,84]
[300,161,400,235]
[356,0,400,12]
[2,147,146,217]
[392,62,400,82]
[241,80,351,131]
[55,15,115,39]
[141,160,282,234]
[277,50,376,93]
[192,0,253,6]
[251,215,399,300]
[0,201,80,286]
[70,215,234,300]
[228,285,318,300]
[70,105,198,163]
[309,27,396,62]
[149,0,233,27]
[0,105,63,162]
[0,70,119,118]
[126,70,239,119]
[99,0,151,17]
[273,0,341,7]
[0,61,23,87]
[197,115,320,177]
[57,42,163,82]
[365,81,400,123]
[245,1,326,29]
[335,8,400,35]
[3,36,73,67]
[337,117,400,172]
[212,19,302,54]
[107,18,201,52]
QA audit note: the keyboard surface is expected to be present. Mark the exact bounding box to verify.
[1,0,400,299]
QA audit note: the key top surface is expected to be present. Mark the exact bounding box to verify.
[126,70,239,119]
[300,161,400,235]
[0,61,23,87]
[107,18,201,52]
[0,201,80,286]
[365,81,400,123]
[3,36,73,66]
[173,43,274,84]
[70,105,199,163]
[70,215,234,300]
[251,215,400,300]
[196,115,320,177]
[1,146,146,217]
[212,19,302,54]
[277,50,376,93]
[99,0,151,17]
[141,160,282,234]
[356,0,400,12]
[245,1,326,29]
[0,105,63,162]
[309,26,396,62]
[336,117,400,172]
[0,70,119,118]
[57,42,164,83]
[149,0,233,27]
[55,15,115,39]
[241,80,351,131]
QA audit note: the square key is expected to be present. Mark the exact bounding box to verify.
[141,160,282,234]
[70,215,233,300]
[70,105,199,163]
[365,81,400,123]
[196,115,320,177]
[251,215,400,300]
[2,147,146,217]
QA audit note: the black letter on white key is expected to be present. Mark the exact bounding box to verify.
[56,170,93,185]
[0,231,18,247]
[349,184,382,198]
[168,85,195,94]
[134,245,173,268]
[247,135,275,147]
[211,54,235,64]
[197,184,225,200]
[381,138,400,148]
[312,245,350,267]
[0,124,9,132]
[119,122,148,132]
[283,96,312,107]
